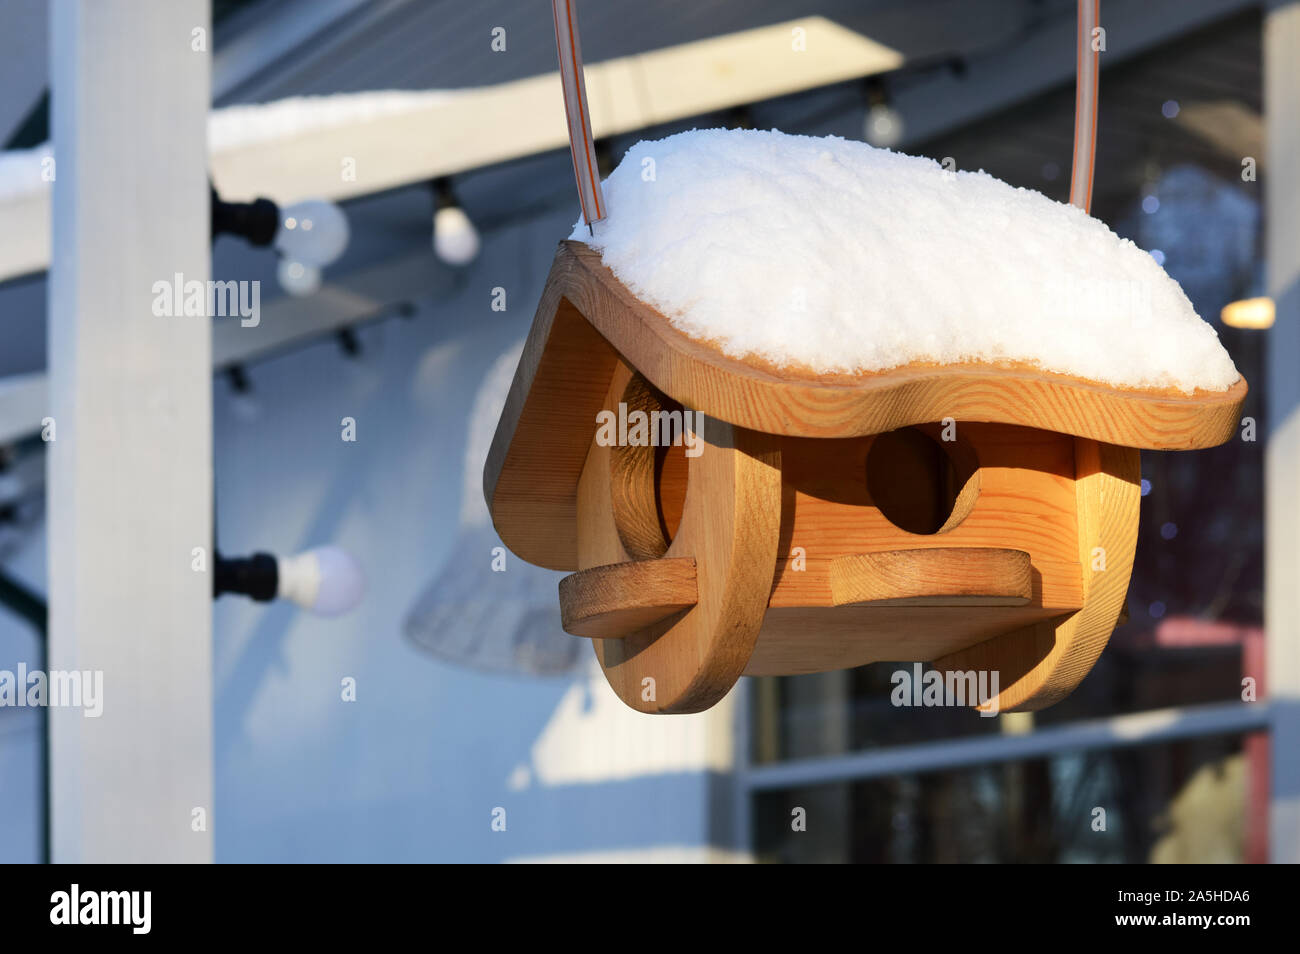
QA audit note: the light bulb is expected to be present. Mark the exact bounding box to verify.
[277,546,366,616]
[275,198,350,267]
[864,103,904,149]
[277,258,322,296]
[433,205,480,266]
[1221,297,1275,329]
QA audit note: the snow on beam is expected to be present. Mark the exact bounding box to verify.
[0,16,899,282]
[212,16,902,203]
[0,177,51,283]
[0,0,1260,285]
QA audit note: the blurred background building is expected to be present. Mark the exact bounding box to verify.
[0,0,1287,862]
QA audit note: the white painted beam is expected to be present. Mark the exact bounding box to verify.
[1265,0,1300,866]
[209,15,901,203]
[48,0,213,863]
[0,187,51,283]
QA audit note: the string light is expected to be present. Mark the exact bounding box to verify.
[275,199,350,268]
[1221,297,1275,329]
[210,186,349,295]
[214,546,365,616]
[431,177,480,266]
[862,79,903,149]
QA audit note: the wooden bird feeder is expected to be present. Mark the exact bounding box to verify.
[485,240,1248,714]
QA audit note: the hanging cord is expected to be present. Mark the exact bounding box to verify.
[552,0,605,231]
[1069,0,1101,213]
[554,2,1097,220]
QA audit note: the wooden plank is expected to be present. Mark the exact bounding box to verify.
[47,0,214,863]
[830,548,1032,606]
[559,557,697,638]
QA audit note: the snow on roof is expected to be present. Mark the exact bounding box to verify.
[572,128,1240,394]
[0,89,454,202]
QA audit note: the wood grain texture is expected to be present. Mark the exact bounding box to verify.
[934,439,1141,712]
[555,238,1247,447]
[559,558,698,638]
[744,423,1086,676]
[485,292,620,571]
[485,241,1244,571]
[830,548,1032,606]
[606,373,689,559]
[576,363,782,712]
[744,604,1075,677]
[767,425,1082,608]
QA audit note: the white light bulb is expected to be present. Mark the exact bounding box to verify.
[864,103,904,149]
[433,205,480,266]
[275,198,350,267]
[277,546,366,616]
[277,258,322,296]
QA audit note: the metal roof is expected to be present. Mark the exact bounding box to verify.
[214,0,1036,105]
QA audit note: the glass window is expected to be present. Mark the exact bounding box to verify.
[752,733,1255,863]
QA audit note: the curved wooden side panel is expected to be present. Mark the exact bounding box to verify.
[934,439,1140,712]
[485,288,621,571]
[576,363,783,713]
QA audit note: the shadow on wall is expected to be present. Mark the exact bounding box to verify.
[210,211,737,862]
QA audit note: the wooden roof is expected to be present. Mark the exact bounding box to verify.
[485,240,1246,570]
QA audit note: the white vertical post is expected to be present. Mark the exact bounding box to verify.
[1265,0,1300,865]
[48,0,213,862]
